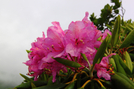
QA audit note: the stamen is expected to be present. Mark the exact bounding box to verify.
[51,45,54,48]
[47,47,49,50]
[80,39,84,44]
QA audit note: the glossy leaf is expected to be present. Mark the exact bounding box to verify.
[15,82,32,89]
[81,53,91,69]
[53,58,81,68]
[117,72,134,86]
[15,81,47,88]
[101,80,113,88]
[118,55,132,77]
[112,55,126,76]
[26,50,32,53]
[20,73,33,82]
[81,53,88,61]
[65,81,75,89]
[128,24,134,29]
[32,81,47,87]
[123,51,133,72]
[93,35,109,67]
[33,83,66,89]
[101,86,106,89]
[47,76,53,85]
[126,26,132,31]
[31,83,36,88]
[111,15,121,47]
[120,30,134,48]
[109,58,117,71]
[111,73,134,89]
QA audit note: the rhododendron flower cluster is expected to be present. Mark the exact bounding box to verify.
[95,53,116,80]
[24,12,112,82]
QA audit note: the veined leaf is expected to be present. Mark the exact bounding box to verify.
[81,53,88,61]
[120,30,134,48]
[81,53,91,69]
[31,82,36,88]
[26,50,32,53]
[116,72,134,87]
[33,83,66,89]
[128,24,134,29]
[65,81,75,89]
[112,55,126,76]
[53,58,81,68]
[126,26,133,31]
[111,73,134,89]
[123,51,133,72]
[109,58,117,71]
[32,81,47,87]
[15,82,31,88]
[15,81,47,88]
[20,73,34,82]
[118,55,132,77]
[47,76,53,85]
[111,15,121,47]
[93,35,109,67]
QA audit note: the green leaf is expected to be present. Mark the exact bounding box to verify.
[123,51,133,72]
[81,53,91,69]
[111,15,121,47]
[26,50,32,53]
[76,74,81,88]
[116,72,134,87]
[32,81,47,87]
[65,81,75,89]
[120,30,134,48]
[53,58,81,68]
[118,54,132,77]
[101,80,113,88]
[15,80,47,88]
[33,83,66,89]
[20,73,34,82]
[129,53,134,60]
[112,55,126,76]
[111,72,134,89]
[31,82,36,88]
[128,24,134,29]
[126,26,133,31]
[81,53,88,61]
[47,76,53,85]
[109,58,117,71]
[101,86,106,89]
[15,82,31,88]
[93,35,109,67]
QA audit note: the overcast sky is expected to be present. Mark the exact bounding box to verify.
[0,0,134,87]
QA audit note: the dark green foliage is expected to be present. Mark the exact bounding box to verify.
[90,0,121,31]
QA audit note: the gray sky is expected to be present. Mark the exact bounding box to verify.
[0,0,134,87]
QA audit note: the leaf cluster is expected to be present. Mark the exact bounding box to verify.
[90,0,121,31]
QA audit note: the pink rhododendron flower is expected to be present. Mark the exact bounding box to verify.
[64,12,102,65]
[97,68,111,80]
[38,22,67,82]
[95,53,116,80]
[39,61,67,82]
[24,12,113,82]
[102,29,112,40]
[24,32,46,81]
[41,21,66,62]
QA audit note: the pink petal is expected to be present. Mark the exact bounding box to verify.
[102,29,112,40]
[65,43,80,57]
